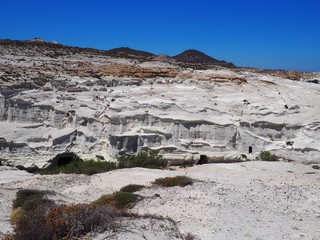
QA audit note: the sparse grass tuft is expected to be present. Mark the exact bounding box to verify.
[153,176,193,187]
[120,184,145,193]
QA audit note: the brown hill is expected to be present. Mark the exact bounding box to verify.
[106,47,154,59]
[174,49,235,68]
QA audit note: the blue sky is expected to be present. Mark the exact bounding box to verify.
[1,0,319,71]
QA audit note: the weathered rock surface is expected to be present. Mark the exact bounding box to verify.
[0,40,319,166]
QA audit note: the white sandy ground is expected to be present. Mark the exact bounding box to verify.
[0,161,320,240]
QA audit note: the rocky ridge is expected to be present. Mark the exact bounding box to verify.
[0,39,319,167]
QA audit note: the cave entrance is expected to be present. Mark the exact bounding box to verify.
[249,146,253,154]
[50,152,80,168]
[197,155,208,165]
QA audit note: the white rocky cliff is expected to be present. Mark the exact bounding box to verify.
[0,40,319,166]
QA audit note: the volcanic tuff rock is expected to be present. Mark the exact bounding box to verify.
[0,39,319,166]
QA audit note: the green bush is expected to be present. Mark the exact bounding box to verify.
[40,159,117,175]
[257,151,279,161]
[153,176,193,187]
[120,184,145,193]
[118,151,167,169]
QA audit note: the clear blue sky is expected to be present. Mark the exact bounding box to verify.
[1,0,319,71]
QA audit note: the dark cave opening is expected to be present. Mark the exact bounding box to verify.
[50,152,80,168]
[197,155,208,165]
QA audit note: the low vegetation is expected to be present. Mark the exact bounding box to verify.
[92,191,141,209]
[153,176,194,187]
[9,189,137,239]
[120,184,145,193]
[256,151,279,161]
[93,183,143,209]
[39,159,117,175]
[39,151,167,175]
[118,151,168,169]
[9,188,196,240]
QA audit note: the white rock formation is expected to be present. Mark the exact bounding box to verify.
[0,41,319,166]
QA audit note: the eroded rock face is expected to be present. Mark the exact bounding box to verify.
[0,40,319,166]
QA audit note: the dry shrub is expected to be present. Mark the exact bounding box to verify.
[47,204,125,239]
[13,203,124,240]
[14,206,51,240]
[47,204,101,239]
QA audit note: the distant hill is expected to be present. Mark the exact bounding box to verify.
[0,39,235,67]
[174,49,235,68]
[106,47,154,59]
